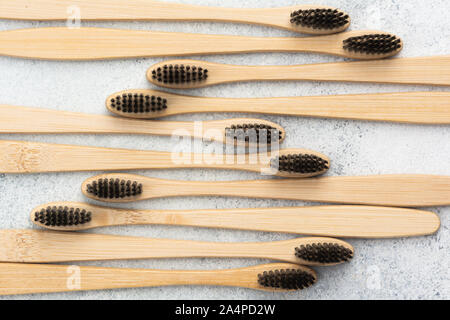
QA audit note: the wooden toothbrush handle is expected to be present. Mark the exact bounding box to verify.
[127,206,439,238]
[0,27,330,60]
[0,140,270,174]
[0,230,303,263]
[0,263,193,295]
[0,0,254,21]
[200,92,450,124]
[0,0,291,22]
[199,56,450,87]
[0,105,194,135]
[0,140,175,173]
[0,263,284,295]
[154,175,450,207]
[271,56,450,86]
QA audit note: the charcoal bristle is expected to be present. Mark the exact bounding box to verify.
[151,64,208,85]
[290,8,349,30]
[225,124,282,144]
[343,34,402,55]
[34,206,92,227]
[109,93,167,114]
[295,243,354,264]
[258,269,316,290]
[271,154,329,174]
[86,178,143,199]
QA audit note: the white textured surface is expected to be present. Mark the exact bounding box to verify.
[0,0,449,300]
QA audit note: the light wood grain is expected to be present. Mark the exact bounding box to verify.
[0,140,328,178]
[0,105,285,145]
[0,230,352,266]
[148,56,450,89]
[83,173,450,207]
[0,0,349,35]
[0,263,316,295]
[110,90,450,124]
[0,28,398,60]
[33,202,440,238]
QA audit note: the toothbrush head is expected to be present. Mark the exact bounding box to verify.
[290,8,350,34]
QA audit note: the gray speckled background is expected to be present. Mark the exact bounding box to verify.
[0,0,449,300]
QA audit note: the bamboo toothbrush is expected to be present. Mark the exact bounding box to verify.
[147,56,450,89]
[32,202,440,239]
[83,173,450,207]
[0,0,350,35]
[0,230,353,266]
[0,140,329,178]
[0,105,285,146]
[0,28,402,61]
[0,263,317,295]
[107,90,450,125]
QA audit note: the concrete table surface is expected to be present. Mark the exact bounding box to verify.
[0,0,448,300]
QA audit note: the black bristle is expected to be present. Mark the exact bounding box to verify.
[225,124,282,144]
[258,269,316,290]
[343,34,402,55]
[295,243,354,264]
[108,93,168,114]
[151,64,208,85]
[86,178,143,199]
[290,8,349,30]
[271,154,329,174]
[34,206,92,227]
